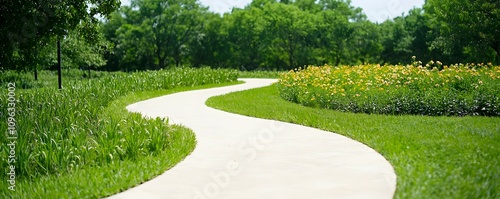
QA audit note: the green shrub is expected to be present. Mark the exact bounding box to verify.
[278,64,500,116]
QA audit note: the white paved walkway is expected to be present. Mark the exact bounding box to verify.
[107,79,396,199]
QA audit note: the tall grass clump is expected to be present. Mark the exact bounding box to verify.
[0,69,118,89]
[0,68,237,193]
[278,63,500,116]
[238,70,285,78]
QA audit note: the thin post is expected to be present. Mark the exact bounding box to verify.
[57,38,62,90]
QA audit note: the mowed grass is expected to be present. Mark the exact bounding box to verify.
[206,84,500,199]
[0,68,239,198]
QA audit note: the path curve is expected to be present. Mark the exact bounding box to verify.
[108,78,396,199]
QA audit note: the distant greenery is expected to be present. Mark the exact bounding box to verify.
[278,63,500,116]
[0,68,238,198]
[206,85,500,199]
[238,70,284,78]
[99,0,498,72]
[1,0,119,71]
[425,0,500,63]
[3,0,498,73]
[0,69,115,89]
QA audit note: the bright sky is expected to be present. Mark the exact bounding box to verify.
[120,0,425,23]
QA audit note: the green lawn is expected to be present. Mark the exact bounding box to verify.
[206,84,500,199]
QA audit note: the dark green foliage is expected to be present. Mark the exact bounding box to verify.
[101,0,208,71]
[101,0,386,70]
[0,0,120,71]
[3,0,500,73]
[425,0,500,62]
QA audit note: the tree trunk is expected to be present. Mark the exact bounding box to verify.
[174,47,181,67]
[57,38,62,90]
[289,46,295,69]
[335,55,341,66]
[495,44,500,60]
[34,67,38,81]
[287,35,295,69]
[159,58,165,70]
[175,58,180,67]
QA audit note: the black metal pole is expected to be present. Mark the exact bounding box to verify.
[34,65,38,81]
[33,46,38,81]
[57,38,62,90]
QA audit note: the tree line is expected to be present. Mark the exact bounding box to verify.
[0,0,119,72]
[2,0,499,72]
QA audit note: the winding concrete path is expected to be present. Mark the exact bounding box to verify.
[108,79,396,199]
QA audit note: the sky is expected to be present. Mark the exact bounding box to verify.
[120,0,425,23]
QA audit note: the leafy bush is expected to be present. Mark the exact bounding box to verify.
[0,68,237,183]
[277,64,500,116]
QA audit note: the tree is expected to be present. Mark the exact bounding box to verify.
[102,0,207,71]
[349,21,383,65]
[318,0,364,21]
[404,8,432,62]
[379,12,426,65]
[38,30,109,72]
[425,0,500,60]
[117,22,157,70]
[294,0,321,12]
[316,9,352,65]
[188,13,225,68]
[261,3,317,69]
[248,0,277,9]
[0,0,120,71]
[222,7,266,70]
[123,0,206,69]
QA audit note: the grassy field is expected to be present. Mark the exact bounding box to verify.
[3,66,498,198]
[206,84,500,199]
[0,69,115,89]
[0,68,239,198]
[238,70,284,78]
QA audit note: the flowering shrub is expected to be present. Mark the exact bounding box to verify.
[277,64,500,116]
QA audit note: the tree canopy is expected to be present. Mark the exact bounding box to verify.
[425,0,500,62]
[0,0,120,71]
[3,0,499,73]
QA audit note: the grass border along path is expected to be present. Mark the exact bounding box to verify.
[206,84,500,199]
[5,81,242,199]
